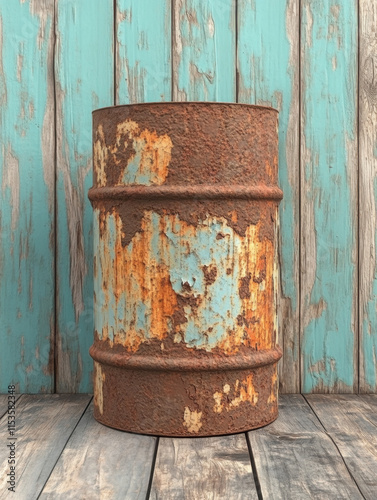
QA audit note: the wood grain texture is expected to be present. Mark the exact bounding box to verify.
[150,434,257,499]
[0,393,21,420]
[0,394,90,499]
[359,0,377,393]
[307,394,377,499]
[116,0,171,104]
[248,395,362,499]
[40,401,156,499]
[237,0,300,393]
[300,0,358,393]
[173,0,236,101]
[0,0,55,393]
[55,0,114,392]
[0,395,9,418]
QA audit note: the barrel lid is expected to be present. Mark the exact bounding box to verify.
[92,101,279,114]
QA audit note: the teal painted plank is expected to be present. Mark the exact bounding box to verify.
[359,0,377,392]
[0,0,55,392]
[237,0,300,392]
[116,0,171,104]
[301,0,358,392]
[56,0,114,392]
[173,0,236,101]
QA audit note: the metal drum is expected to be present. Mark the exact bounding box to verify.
[88,102,282,436]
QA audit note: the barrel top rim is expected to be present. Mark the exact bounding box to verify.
[92,101,279,114]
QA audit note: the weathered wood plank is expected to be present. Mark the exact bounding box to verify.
[307,395,377,499]
[40,401,156,499]
[237,0,300,393]
[359,0,377,393]
[0,0,55,393]
[0,393,21,420]
[0,395,90,499]
[55,0,114,392]
[0,395,9,417]
[300,0,358,393]
[150,434,257,499]
[248,395,362,499]
[116,0,171,104]
[173,0,236,101]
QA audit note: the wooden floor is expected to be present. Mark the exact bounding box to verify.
[0,395,376,499]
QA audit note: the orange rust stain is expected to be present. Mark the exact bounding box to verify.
[217,218,276,353]
[121,213,177,348]
[94,361,104,415]
[213,375,259,413]
[97,209,178,351]
[265,156,278,182]
[94,120,173,187]
[93,124,108,187]
[268,369,278,405]
[97,208,277,355]
[116,119,173,185]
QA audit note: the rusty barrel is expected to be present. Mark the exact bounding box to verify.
[88,102,283,437]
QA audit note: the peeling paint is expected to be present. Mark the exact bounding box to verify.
[94,120,173,186]
[173,0,235,101]
[2,146,20,232]
[90,102,281,434]
[94,361,104,415]
[94,208,276,354]
[301,0,357,392]
[183,407,202,433]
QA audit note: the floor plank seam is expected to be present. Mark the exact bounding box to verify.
[145,436,159,500]
[303,395,367,500]
[246,432,263,500]
[36,395,93,499]
[0,394,23,420]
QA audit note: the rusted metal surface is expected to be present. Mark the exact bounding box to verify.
[89,102,282,436]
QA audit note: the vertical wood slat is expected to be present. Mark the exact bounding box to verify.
[173,0,236,101]
[0,0,55,393]
[55,0,114,392]
[300,0,358,393]
[359,0,377,393]
[237,0,300,393]
[116,0,171,104]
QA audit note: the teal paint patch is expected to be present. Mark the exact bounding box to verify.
[94,212,250,352]
[0,1,55,392]
[174,0,236,101]
[116,0,171,103]
[238,0,298,313]
[301,0,357,392]
[56,0,114,392]
[237,0,300,390]
[163,217,243,350]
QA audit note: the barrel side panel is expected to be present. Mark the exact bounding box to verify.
[90,103,281,435]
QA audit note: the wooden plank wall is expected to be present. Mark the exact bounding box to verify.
[0,0,374,394]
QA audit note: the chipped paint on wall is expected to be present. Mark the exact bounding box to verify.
[0,0,55,392]
[301,0,357,392]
